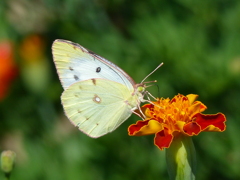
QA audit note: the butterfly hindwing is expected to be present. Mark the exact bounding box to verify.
[52,39,148,137]
[61,78,139,138]
[52,39,135,90]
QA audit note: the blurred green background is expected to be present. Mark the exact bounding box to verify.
[0,0,239,179]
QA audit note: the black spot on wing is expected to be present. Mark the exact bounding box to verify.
[96,67,101,73]
[74,75,79,80]
[69,67,74,71]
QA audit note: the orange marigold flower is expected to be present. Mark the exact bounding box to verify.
[20,35,45,63]
[0,41,18,100]
[128,94,226,150]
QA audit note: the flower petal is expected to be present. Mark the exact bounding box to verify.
[186,94,198,105]
[194,113,226,132]
[170,94,187,103]
[174,121,186,132]
[128,120,163,136]
[183,122,201,135]
[128,93,227,151]
[188,101,207,118]
[154,128,173,150]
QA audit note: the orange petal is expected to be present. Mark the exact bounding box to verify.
[174,121,186,132]
[128,120,163,136]
[170,94,186,103]
[154,128,173,150]
[194,113,226,132]
[192,101,207,112]
[141,104,155,117]
[186,94,198,105]
[188,101,207,118]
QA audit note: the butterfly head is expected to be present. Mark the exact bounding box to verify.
[134,62,163,98]
[136,84,146,93]
[130,83,145,103]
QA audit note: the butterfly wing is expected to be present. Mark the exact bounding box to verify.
[52,39,135,90]
[61,78,140,138]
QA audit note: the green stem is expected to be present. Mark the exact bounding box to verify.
[166,134,196,180]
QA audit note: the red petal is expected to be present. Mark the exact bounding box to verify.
[194,113,226,132]
[183,122,201,135]
[128,120,150,136]
[142,104,153,109]
[128,120,163,136]
[154,128,173,150]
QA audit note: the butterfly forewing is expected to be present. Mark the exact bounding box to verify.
[52,39,135,90]
[52,39,148,137]
[61,79,140,138]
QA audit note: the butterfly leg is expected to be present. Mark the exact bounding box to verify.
[137,100,146,119]
[142,90,151,101]
[141,91,156,106]
[146,91,157,100]
[131,110,145,120]
[126,100,146,119]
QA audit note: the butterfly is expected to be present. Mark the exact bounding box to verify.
[52,39,162,138]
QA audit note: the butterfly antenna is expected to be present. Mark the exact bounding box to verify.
[144,80,157,84]
[141,62,164,83]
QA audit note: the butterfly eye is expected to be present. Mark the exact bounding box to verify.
[96,67,101,73]
[136,85,145,93]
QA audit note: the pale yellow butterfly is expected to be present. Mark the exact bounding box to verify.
[52,39,162,138]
